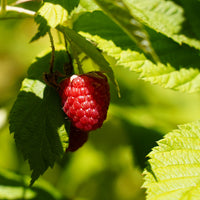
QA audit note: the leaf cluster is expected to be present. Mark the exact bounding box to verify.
[7,0,200,199]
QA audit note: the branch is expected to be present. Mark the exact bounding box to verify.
[0,6,36,17]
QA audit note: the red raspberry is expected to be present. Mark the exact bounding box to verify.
[66,125,89,152]
[59,72,110,131]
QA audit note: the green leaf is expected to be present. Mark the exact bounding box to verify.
[38,2,68,28]
[73,11,139,50]
[178,0,200,40]
[9,49,70,185]
[80,32,200,93]
[28,47,70,81]
[123,0,200,50]
[31,1,68,42]
[31,15,50,42]
[143,120,200,200]
[31,0,77,42]
[73,11,200,71]
[124,0,184,35]
[44,0,80,14]
[94,0,158,62]
[78,0,100,12]
[58,26,120,96]
[0,168,64,199]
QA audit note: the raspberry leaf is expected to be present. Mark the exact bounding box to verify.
[38,2,68,28]
[9,49,70,185]
[78,0,100,12]
[123,0,200,50]
[31,1,72,42]
[43,0,80,14]
[31,15,50,43]
[143,120,200,199]
[94,0,158,62]
[79,32,200,93]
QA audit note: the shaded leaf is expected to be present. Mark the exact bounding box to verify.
[178,0,200,40]
[9,49,70,185]
[31,14,50,42]
[94,0,158,62]
[10,80,67,185]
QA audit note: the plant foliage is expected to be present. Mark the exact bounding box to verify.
[9,49,70,185]
[4,0,200,199]
[0,168,64,199]
[143,120,200,200]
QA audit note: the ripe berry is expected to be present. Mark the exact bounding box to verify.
[66,125,89,152]
[59,72,110,131]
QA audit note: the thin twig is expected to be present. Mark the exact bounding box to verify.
[48,30,55,73]
[0,6,36,16]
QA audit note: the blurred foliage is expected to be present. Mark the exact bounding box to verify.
[1,1,200,200]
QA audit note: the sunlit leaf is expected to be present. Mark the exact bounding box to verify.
[44,0,80,14]
[123,0,200,50]
[80,32,200,93]
[38,2,68,28]
[94,0,158,62]
[143,120,200,200]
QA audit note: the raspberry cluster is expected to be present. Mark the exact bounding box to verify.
[59,72,110,132]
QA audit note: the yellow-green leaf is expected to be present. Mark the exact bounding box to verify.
[38,2,68,28]
[80,32,200,93]
[143,120,200,200]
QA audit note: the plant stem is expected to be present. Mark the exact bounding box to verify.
[1,0,7,14]
[57,30,63,44]
[48,30,55,74]
[0,5,35,17]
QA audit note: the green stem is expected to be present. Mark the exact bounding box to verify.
[0,5,35,17]
[48,30,55,74]
[1,0,7,14]
[57,30,63,44]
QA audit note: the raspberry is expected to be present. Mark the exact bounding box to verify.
[59,72,110,131]
[66,125,89,152]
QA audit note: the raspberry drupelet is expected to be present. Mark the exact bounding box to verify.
[59,72,110,131]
